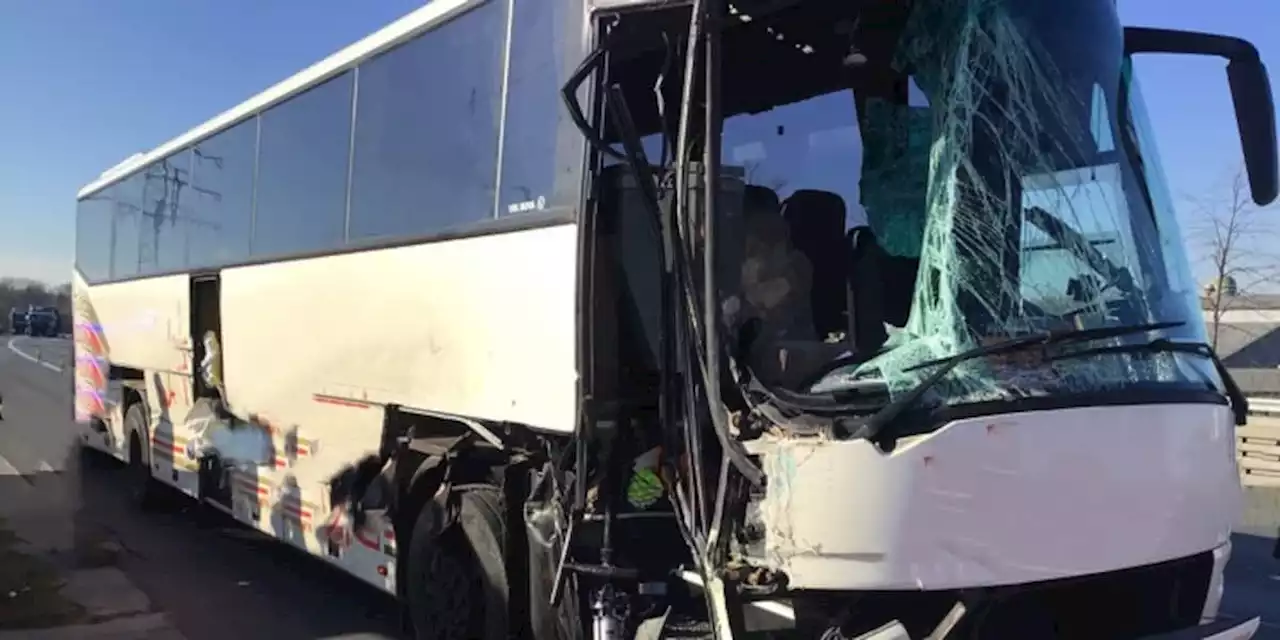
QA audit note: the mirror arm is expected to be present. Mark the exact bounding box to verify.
[1124,27,1278,206]
[1124,27,1260,59]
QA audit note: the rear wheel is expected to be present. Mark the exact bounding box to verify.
[125,403,163,511]
[405,487,507,640]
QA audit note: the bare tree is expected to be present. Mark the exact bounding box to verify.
[742,161,788,194]
[1190,166,1279,350]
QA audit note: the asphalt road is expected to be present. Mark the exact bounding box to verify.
[1,335,404,640]
[3,335,1280,639]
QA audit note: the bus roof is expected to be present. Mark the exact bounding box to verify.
[77,0,481,200]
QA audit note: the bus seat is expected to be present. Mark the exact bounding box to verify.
[781,189,848,339]
[743,184,781,218]
[847,226,888,353]
[730,184,783,285]
[880,252,919,328]
[848,226,919,331]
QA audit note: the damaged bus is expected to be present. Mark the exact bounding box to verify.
[73,0,1277,637]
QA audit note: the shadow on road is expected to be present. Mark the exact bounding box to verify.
[2,443,403,638]
[1,337,403,639]
[0,467,89,631]
[70,446,404,640]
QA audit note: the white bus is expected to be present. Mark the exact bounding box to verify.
[73,0,1276,638]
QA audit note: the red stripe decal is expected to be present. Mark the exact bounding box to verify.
[312,395,371,409]
[356,529,380,550]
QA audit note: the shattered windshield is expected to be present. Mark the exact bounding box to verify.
[715,0,1218,411]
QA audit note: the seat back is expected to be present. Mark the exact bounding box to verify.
[782,189,849,338]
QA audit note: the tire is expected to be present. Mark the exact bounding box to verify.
[405,487,508,640]
[124,403,163,511]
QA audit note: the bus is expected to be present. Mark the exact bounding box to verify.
[73,0,1276,638]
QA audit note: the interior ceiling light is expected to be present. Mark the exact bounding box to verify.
[836,17,867,66]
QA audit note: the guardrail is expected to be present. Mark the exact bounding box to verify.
[1238,396,1280,487]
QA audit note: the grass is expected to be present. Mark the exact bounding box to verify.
[0,518,86,629]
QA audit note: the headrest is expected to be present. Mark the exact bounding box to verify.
[782,189,846,245]
[741,185,787,242]
[743,185,781,217]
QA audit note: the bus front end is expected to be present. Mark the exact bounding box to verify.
[696,0,1275,637]
[571,0,1277,636]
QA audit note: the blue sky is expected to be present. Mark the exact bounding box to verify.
[0,0,1277,285]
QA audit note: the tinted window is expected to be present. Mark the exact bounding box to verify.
[254,72,353,255]
[496,0,584,217]
[137,151,192,274]
[348,1,507,240]
[111,174,145,279]
[189,119,256,268]
[75,192,114,283]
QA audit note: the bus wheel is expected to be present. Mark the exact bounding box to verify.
[125,405,162,511]
[405,488,505,640]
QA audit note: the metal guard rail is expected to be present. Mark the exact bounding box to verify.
[1249,396,1280,416]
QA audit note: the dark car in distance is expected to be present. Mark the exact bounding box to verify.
[9,306,60,337]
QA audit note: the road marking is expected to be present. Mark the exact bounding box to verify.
[0,451,19,476]
[37,460,55,473]
[6,337,63,372]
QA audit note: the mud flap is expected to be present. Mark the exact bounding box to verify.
[525,459,581,640]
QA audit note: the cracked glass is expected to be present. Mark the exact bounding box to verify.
[721,0,1219,413]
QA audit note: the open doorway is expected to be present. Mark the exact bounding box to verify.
[189,274,229,507]
[189,274,221,400]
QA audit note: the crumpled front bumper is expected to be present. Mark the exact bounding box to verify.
[844,616,1260,640]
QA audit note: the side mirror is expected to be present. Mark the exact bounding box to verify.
[1125,27,1278,206]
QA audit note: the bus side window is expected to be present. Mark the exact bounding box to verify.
[496,0,586,218]
[348,0,507,240]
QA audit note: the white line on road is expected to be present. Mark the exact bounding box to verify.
[6,337,63,372]
[37,460,55,473]
[0,451,20,477]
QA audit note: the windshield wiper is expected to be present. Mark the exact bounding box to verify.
[845,321,1186,448]
[1046,338,1249,425]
